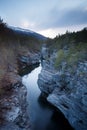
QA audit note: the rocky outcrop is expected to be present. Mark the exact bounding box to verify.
[0,51,41,130]
[18,52,40,69]
[18,52,40,75]
[0,74,30,130]
[38,47,87,130]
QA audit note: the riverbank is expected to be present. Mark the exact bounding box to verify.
[0,52,41,129]
[0,21,43,129]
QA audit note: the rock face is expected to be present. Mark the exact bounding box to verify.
[0,51,40,130]
[18,52,40,68]
[38,47,87,130]
[18,52,40,75]
[0,75,30,130]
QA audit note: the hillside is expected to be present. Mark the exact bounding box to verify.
[0,19,46,90]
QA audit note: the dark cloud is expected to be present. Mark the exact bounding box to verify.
[0,0,87,33]
[37,7,87,30]
[55,9,87,27]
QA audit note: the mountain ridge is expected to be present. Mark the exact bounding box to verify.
[8,25,47,40]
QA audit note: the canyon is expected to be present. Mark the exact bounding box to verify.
[0,21,87,130]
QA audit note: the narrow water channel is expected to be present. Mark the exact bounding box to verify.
[22,65,74,130]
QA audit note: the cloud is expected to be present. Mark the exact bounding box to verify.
[21,19,36,29]
[57,9,87,26]
[84,7,87,11]
[36,7,87,30]
[21,20,29,28]
[38,24,87,38]
[0,0,87,37]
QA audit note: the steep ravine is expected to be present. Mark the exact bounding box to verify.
[38,46,87,130]
[0,25,87,130]
[22,64,74,130]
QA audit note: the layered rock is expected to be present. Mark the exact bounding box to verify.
[38,47,87,130]
[18,52,40,68]
[0,73,30,130]
[18,52,40,75]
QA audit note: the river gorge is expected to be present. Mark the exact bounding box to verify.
[22,64,74,130]
[0,23,87,130]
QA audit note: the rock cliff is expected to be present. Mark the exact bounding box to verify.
[38,44,87,130]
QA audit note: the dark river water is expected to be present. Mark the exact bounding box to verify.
[22,65,74,130]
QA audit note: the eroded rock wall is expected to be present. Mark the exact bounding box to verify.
[38,47,87,130]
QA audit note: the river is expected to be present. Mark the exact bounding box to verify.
[22,65,74,130]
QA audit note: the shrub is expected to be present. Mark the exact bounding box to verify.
[55,42,87,68]
[55,49,65,68]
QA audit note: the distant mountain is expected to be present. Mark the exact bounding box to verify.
[8,26,47,40]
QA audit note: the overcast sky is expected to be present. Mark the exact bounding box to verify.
[0,0,87,38]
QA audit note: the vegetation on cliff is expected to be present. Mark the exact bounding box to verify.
[46,28,87,68]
